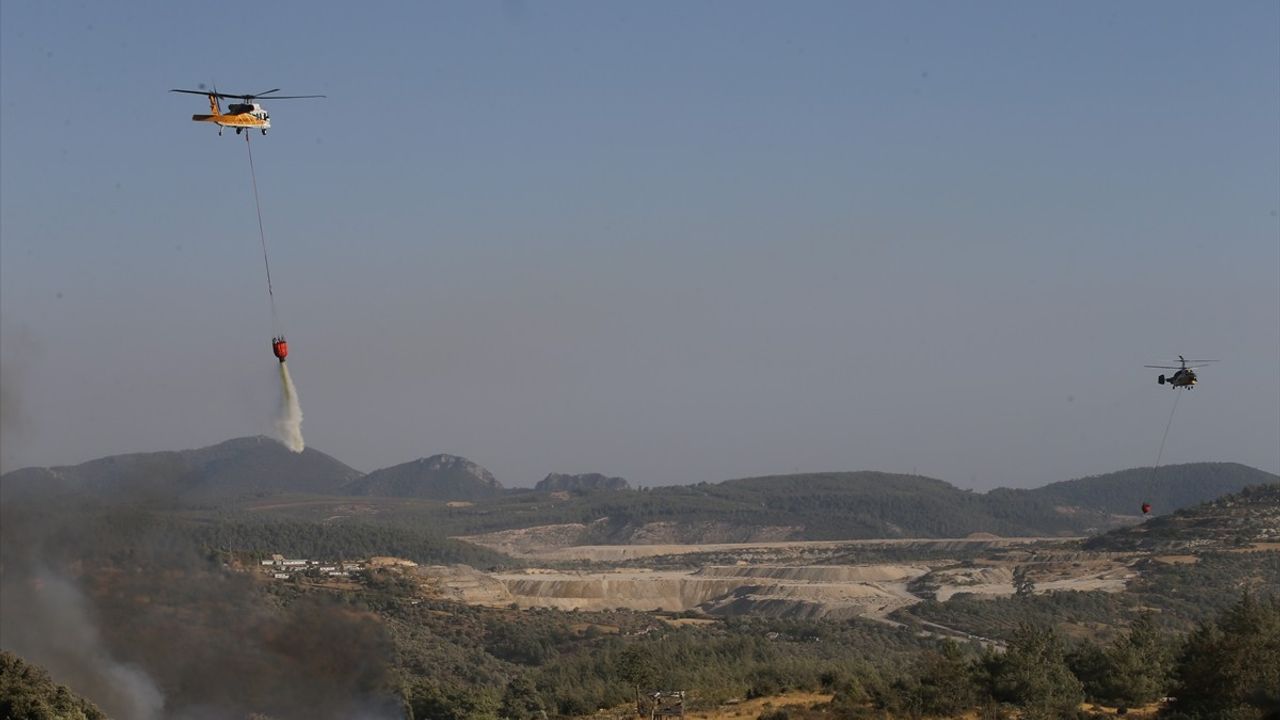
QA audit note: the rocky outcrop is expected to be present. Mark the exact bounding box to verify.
[412,565,514,605]
[345,454,502,500]
[536,473,630,493]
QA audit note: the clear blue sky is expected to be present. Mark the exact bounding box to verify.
[2,1,1277,488]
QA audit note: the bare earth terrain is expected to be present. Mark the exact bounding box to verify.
[458,525,1078,561]
[425,534,1134,620]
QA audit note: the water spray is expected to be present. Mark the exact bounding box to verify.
[245,134,304,452]
[275,361,304,453]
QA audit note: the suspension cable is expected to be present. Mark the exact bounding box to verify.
[1150,389,1181,481]
[244,133,279,331]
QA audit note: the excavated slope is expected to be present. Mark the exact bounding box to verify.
[497,573,746,612]
[486,564,931,617]
[694,564,928,582]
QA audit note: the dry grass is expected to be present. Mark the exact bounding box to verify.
[1081,701,1162,718]
[684,692,834,720]
[1153,555,1199,565]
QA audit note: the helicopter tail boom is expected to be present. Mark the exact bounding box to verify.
[191,93,222,122]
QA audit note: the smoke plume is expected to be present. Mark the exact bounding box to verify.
[0,508,403,720]
[0,564,165,719]
[0,316,36,473]
[274,362,304,452]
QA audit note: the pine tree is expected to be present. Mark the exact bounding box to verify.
[1165,594,1280,719]
[983,624,1083,720]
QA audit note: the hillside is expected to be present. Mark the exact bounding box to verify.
[343,454,503,500]
[3,437,1270,543]
[433,464,1271,543]
[0,651,107,720]
[1084,482,1280,552]
[0,436,361,505]
[435,471,1056,543]
[1004,462,1278,517]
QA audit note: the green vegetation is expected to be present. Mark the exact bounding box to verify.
[983,625,1084,719]
[1163,594,1280,720]
[413,465,1277,541]
[334,570,1280,720]
[8,440,1271,543]
[2,506,511,570]
[896,552,1280,641]
[3,447,1275,719]
[368,590,933,719]
[852,595,1280,720]
[1069,615,1176,708]
[0,651,107,720]
[344,454,505,500]
[5,509,1278,720]
[1003,464,1275,519]
[1087,483,1280,553]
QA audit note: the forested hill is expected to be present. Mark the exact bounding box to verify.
[3,436,1272,541]
[998,462,1279,516]
[443,464,1276,541]
[697,471,1036,538]
[1084,482,1280,552]
[0,436,360,504]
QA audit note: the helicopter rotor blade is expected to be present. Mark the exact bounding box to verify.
[171,88,253,100]
[171,88,324,100]
[1144,365,1183,369]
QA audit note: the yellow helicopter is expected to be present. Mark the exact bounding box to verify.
[1145,355,1218,389]
[171,87,324,135]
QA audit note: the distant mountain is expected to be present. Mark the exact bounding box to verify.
[344,454,503,500]
[3,435,1271,543]
[1084,482,1280,552]
[536,472,630,493]
[0,436,361,504]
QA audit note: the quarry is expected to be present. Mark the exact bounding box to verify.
[388,533,1139,621]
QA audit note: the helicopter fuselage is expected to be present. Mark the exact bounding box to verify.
[190,96,270,134]
[174,88,322,135]
[1158,369,1197,388]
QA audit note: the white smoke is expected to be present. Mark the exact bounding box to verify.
[274,362,304,453]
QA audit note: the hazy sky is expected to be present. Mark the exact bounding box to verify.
[2,1,1277,489]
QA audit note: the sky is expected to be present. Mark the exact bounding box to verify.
[1,1,1277,489]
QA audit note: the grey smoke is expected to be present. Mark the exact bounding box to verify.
[0,564,165,719]
[0,316,36,474]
